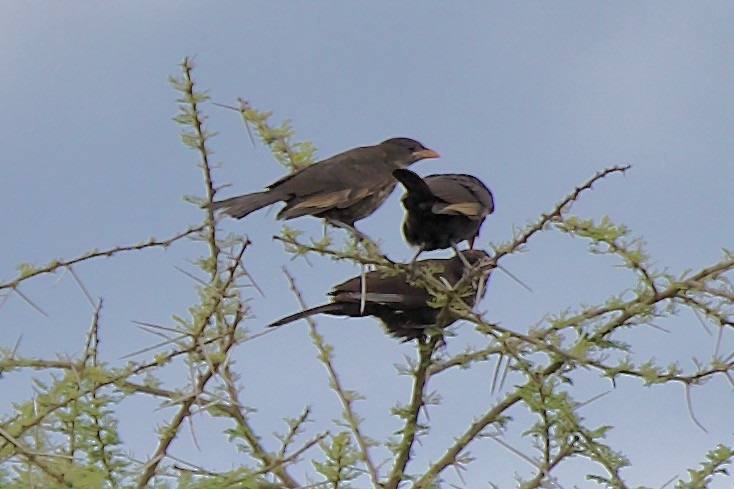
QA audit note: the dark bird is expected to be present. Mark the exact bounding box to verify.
[268,249,490,341]
[393,169,494,262]
[206,138,439,232]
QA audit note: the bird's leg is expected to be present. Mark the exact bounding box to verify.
[409,245,425,264]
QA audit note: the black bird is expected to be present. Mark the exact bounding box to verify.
[268,249,490,341]
[206,138,439,232]
[393,169,494,261]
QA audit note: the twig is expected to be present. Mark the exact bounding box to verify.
[0,426,70,485]
[518,437,578,489]
[82,299,103,367]
[0,224,206,290]
[276,406,312,462]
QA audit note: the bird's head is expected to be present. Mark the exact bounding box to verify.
[381,137,440,166]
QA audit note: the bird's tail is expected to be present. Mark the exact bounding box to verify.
[393,169,436,200]
[268,303,343,328]
[205,191,281,219]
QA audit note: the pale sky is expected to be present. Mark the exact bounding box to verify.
[2,3,733,487]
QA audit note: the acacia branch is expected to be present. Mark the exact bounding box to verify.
[0,426,70,485]
[492,164,631,262]
[0,224,205,291]
[385,336,441,489]
[136,59,254,486]
[177,57,222,280]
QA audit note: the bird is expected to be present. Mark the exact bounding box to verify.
[205,138,439,234]
[392,169,494,262]
[268,249,490,341]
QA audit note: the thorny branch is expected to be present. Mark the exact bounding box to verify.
[0,226,206,292]
[137,58,253,486]
[492,164,631,262]
[385,335,442,489]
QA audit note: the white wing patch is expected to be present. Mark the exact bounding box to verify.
[434,202,485,217]
[342,292,406,304]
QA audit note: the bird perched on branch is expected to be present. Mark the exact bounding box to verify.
[268,249,490,341]
[393,169,494,261]
[205,138,439,233]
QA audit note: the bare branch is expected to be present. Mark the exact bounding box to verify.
[0,224,206,291]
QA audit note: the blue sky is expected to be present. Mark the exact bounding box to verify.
[2,3,733,487]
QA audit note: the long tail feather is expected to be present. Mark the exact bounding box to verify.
[268,303,343,328]
[205,191,280,219]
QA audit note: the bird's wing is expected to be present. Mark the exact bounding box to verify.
[330,271,433,308]
[424,174,494,218]
[285,189,353,213]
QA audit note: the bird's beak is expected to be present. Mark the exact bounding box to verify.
[411,148,440,160]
